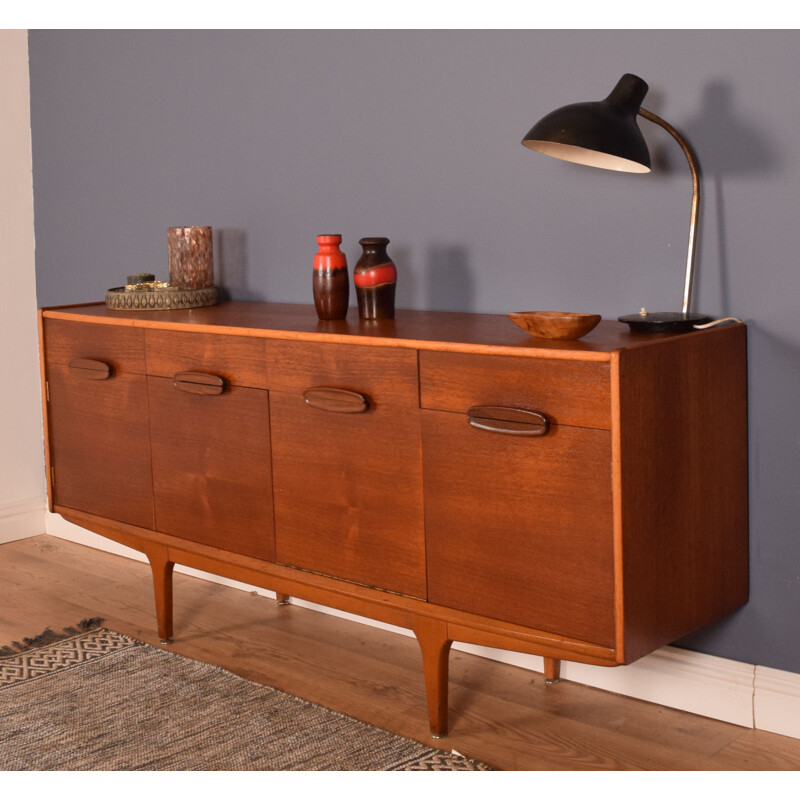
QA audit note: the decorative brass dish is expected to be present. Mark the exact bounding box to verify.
[509,311,601,340]
[106,285,219,311]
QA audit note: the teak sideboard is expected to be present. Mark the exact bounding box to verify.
[38,301,749,736]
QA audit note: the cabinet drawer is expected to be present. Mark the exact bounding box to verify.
[419,351,611,430]
[265,340,418,407]
[44,319,146,375]
[145,329,268,389]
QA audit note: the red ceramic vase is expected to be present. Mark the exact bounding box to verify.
[312,234,349,320]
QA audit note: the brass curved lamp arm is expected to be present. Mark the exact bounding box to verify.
[638,108,700,316]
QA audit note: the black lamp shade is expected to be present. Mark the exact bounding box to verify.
[522,74,652,173]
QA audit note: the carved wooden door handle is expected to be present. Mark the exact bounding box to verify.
[467,406,550,436]
[68,358,113,380]
[303,387,370,413]
[173,372,227,395]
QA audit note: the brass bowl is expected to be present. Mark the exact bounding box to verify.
[509,311,601,340]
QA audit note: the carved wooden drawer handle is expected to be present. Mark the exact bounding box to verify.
[173,371,227,395]
[303,387,370,413]
[467,405,550,436]
[68,358,113,380]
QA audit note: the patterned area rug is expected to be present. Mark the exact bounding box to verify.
[0,622,491,771]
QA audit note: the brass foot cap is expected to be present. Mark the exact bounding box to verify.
[430,732,447,739]
[160,638,173,645]
[544,677,561,685]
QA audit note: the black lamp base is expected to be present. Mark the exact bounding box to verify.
[619,311,712,333]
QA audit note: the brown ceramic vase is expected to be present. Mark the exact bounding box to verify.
[354,237,397,320]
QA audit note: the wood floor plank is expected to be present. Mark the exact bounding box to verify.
[2,535,800,771]
[447,650,745,759]
[706,729,800,770]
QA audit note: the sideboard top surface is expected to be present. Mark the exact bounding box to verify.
[41,301,738,362]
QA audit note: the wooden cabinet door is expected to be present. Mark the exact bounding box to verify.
[46,362,155,528]
[147,377,274,560]
[270,392,427,598]
[44,318,154,529]
[422,410,615,646]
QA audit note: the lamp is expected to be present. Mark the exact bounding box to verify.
[522,73,711,333]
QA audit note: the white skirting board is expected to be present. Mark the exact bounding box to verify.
[44,511,798,739]
[754,665,800,740]
[0,496,46,544]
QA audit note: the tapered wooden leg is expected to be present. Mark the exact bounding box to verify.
[275,592,290,605]
[145,545,175,645]
[544,657,561,684]
[413,616,452,738]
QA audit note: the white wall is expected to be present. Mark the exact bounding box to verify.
[0,30,46,542]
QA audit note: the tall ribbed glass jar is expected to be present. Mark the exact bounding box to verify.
[167,226,214,290]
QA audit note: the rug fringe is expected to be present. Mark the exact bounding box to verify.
[0,617,104,655]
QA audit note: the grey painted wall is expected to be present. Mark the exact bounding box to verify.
[28,30,800,673]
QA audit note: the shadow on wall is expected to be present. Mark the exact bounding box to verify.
[644,81,775,175]
[389,244,475,313]
[392,245,416,311]
[425,246,475,312]
[648,82,776,317]
[682,82,775,176]
[682,82,776,317]
[215,228,265,302]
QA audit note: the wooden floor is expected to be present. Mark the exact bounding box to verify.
[3,535,800,771]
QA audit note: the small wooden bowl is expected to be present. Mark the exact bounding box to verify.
[509,311,601,340]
